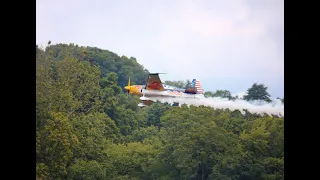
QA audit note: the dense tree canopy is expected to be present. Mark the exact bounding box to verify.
[243,83,271,102]
[36,43,284,180]
[204,89,235,100]
[42,43,150,90]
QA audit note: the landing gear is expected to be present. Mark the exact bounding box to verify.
[140,94,149,101]
[138,103,147,108]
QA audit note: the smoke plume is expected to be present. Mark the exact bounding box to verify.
[146,96,284,117]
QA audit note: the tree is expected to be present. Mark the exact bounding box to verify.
[36,42,284,180]
[69,159,106,180]
[71,113,120,161]
[146,102,170,128]
[243,83,271,102]
[238,116,284,180]
[277,97,284,104]
[105,142,157,179]
[205,89,235,100]
[44,43,149,89]
[204,91,214,97]
[160,105,243,179]
[37,112,77,179]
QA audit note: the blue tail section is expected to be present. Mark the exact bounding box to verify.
[190,79,196,87]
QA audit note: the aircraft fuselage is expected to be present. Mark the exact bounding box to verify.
[124,74,204,107]
[125,85,204,107]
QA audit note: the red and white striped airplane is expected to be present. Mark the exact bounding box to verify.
[124,73,205,107]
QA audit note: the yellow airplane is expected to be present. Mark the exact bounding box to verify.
[124,73,204,107]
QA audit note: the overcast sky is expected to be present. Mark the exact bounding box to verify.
[37,0,284,98]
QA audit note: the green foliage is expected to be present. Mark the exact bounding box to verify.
[36,163,49,180]
[238,117,284,180]
[71,113,120,160]
[98,72,141,137]
[277,97,284,104]
[160,106,244,179]
[36,43,283,180]
[129,125,159,142]
[204,89,235,100]
[46,44,149,89]
[37,112,76,179]
[146,102,171,127]
[105,142,157,179]
[243,83,271,102]
[69,159,106,180]
[54,56,101,114]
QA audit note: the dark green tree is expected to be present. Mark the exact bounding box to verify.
[277,97,284,104]
[205,89,236,100]
[146,102,170,128]
[243,83,271,102]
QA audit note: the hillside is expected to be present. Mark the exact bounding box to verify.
[40,43,150,88]
[36,43,284,180]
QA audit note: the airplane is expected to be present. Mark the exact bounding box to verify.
[124,73,205,107]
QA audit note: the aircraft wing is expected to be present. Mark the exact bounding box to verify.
[146,73,165,91]
[163,84,186,91]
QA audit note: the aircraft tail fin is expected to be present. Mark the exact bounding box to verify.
[185,79,204,94]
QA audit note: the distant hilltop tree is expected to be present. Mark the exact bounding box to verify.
[277,97,284,104]
[204,90,234,100]
[243,83,271,102]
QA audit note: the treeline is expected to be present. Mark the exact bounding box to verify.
[164,80,284,103]
[36,43,284,180]
[40,42,150,88]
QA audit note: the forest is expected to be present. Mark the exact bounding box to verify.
[36,42,284,180]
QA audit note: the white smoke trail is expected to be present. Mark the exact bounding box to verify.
[146,96,284,117]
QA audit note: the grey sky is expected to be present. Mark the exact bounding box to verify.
[37,0,284,98]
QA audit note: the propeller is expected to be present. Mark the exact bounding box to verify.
[127,77,131,95]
